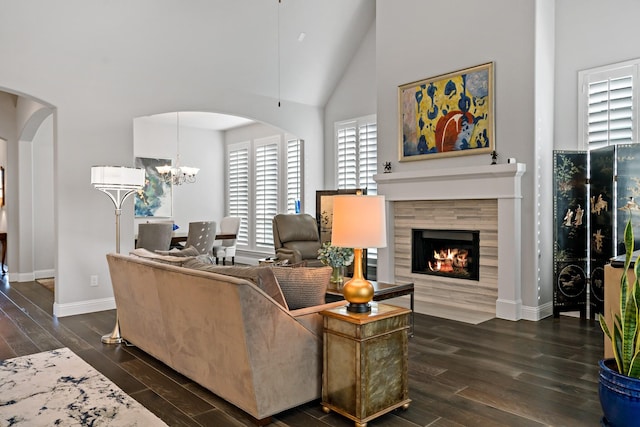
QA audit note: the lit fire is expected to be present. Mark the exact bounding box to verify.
[428,248,469,272]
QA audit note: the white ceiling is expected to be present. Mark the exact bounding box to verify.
[146,112,255,131]
[140,0,375,131]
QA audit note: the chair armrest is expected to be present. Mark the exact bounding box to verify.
[275,247,302,263]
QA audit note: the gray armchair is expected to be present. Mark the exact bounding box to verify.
[272,213,324,267]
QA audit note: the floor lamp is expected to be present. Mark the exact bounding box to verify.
[91,166,145,344]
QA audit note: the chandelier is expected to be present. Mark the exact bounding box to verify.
[156,112,199,185]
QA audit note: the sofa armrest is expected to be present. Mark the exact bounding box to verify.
[289,300,348,338]
[288,300,347,317]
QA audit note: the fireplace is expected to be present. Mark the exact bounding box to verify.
[412,229,480,280]
[376,163,526,321]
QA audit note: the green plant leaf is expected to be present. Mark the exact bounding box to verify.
[613,321,624,372]
[621,218,634,321]
[599,313,612,340]
[629,353,640,378]
[622,292,638,374]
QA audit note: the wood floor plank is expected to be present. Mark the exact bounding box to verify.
[0,276,606,426]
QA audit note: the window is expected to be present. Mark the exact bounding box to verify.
[579,59,640,150]
[336,114,377,193]
[286,138,303,213]
[226,135,303,253]
[335,114,378,264]
[255,137,279,248]
[227,144,249,246]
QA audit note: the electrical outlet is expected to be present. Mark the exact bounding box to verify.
[90,275,98,287]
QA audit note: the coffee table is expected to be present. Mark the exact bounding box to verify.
[326,280,415,336]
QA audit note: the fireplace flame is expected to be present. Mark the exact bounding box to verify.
[428,248,469,272]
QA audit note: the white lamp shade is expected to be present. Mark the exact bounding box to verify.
[91,166,145,189]
[331,195,387,248]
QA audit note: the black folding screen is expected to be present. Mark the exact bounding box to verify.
[553,144,640,318]
[553,151,588,317]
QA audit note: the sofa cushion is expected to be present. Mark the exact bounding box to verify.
[271,266,331,310]
[129,248,196,266]
[155,246,200,257]
[182,261,288,309]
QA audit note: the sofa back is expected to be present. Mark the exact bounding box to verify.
[106,253,328,420]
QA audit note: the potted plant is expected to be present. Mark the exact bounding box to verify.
[317,242,354,287]
[599,216,640,426]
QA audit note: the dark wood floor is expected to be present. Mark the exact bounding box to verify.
[0,276,604,426]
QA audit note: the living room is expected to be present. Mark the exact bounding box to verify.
[0,1,638,326]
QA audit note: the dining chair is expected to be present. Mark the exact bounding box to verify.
[213,216,241,265]
[184,221,217,255]
[136,223,173,252]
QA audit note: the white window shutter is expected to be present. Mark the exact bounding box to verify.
[255,138,279,247]
[286,139,303,213]
[228,145,249,245]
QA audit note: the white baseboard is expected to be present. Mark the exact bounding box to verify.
[13,272,36,282]
[53,297,115,318]
[34,269,55,280]
[521,301,553,321]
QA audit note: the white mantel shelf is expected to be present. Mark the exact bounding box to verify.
[374,163,526,201]
[376,162,527,321]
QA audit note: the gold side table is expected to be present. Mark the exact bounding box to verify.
[321,302,411,427]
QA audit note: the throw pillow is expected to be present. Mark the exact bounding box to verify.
[271,266,331,310]
[155,246,200,257]
[180,261,288,309]
[129,248,195,266]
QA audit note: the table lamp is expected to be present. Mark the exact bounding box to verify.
[331,194,387,313]
[91,166,145,344]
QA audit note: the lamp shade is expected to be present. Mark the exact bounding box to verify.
[331,195,387,248]
[91,166,145,189]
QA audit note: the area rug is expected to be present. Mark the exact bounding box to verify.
[0,347,167,426]
[35,277,54,293]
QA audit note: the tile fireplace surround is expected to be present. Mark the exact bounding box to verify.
[376,163,526,321]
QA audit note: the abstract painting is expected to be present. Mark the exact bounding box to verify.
[134,157,172,217]
[398,62,494,161]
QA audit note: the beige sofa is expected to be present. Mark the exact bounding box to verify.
[106,253,346,423]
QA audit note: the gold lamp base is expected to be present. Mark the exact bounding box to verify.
[343,248,373,313]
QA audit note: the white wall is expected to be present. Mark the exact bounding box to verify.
[133,116,225,233]
[32,114,55,277]
[323,21,377,190]
[0,2,324,317]
[555,0,640,151]
[375,0,541,312]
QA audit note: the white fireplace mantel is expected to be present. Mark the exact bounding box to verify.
[375,163,526,321]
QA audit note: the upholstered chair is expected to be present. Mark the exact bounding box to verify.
[272,213,324,267]
[213,216,241,265]
[135,223,173,252]
[184,221,217,255]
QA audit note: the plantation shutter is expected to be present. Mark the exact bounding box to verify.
[255,138,279,247]
[359,121,378,193]
[337,123,358,189]
[228,145,249,245]
[580,60,639,150]
[286,138,303,213]
[588,76,633,149]
[336,115,378,262]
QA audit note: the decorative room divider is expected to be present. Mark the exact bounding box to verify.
[553,144,640,318]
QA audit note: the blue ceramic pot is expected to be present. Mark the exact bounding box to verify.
[599,358,640,426]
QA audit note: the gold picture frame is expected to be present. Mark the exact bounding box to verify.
[398,62,495,161]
